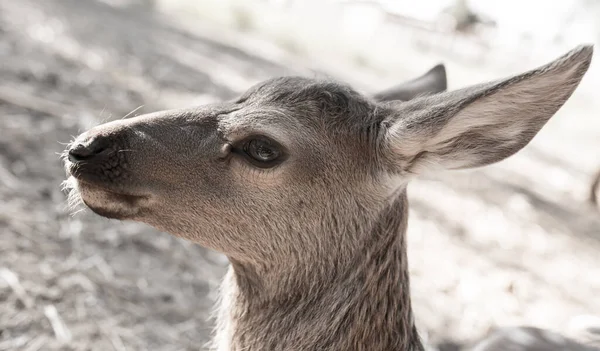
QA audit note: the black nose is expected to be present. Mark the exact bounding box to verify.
[68,136,109,163]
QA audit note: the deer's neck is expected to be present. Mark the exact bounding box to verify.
[213,190,423,351]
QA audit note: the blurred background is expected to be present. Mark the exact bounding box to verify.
[0,0,599,350]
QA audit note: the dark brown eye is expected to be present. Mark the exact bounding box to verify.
[242,138,283,167]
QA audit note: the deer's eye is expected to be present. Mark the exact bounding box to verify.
[242,137,284,168]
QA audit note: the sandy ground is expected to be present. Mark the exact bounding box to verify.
[0,1,599,350]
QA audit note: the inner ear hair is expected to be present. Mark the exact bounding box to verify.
[382,45,593,173]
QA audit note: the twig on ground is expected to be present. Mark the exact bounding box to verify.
[0,161,21,190]
[44,305,72,344]
[0,267,34,309]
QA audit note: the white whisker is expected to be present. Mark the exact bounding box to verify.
[60,177,85,215]
[121,105,144,120]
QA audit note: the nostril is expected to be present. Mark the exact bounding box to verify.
[68,144,92,162]
[68,137,110,162]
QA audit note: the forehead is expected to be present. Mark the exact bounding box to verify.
[222,77,378,132]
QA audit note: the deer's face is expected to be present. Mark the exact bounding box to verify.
[64,78,389,259]
[63,46,592,263]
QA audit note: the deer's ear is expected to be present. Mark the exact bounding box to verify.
[381,45,593,174]
[373,64,447,102]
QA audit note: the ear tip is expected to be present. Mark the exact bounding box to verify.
[567,44,594,64]
[429,63,446,76]
[574,43,594,58]
[545,44,595,79]
[572,44,594,75]
[429,63,447,89]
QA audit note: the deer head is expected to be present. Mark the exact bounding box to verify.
[62,46,592,350]
[63,45,590,257]
[61,63,450,262]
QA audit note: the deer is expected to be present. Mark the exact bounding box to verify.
[373,63,447,102]
[62,45,597,351]
[590,168,600,208]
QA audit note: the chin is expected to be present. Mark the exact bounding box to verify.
[63,176,149,220]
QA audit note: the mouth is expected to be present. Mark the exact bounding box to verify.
[64,163,151,220]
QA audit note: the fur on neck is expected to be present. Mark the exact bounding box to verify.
[211,190,424,351]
